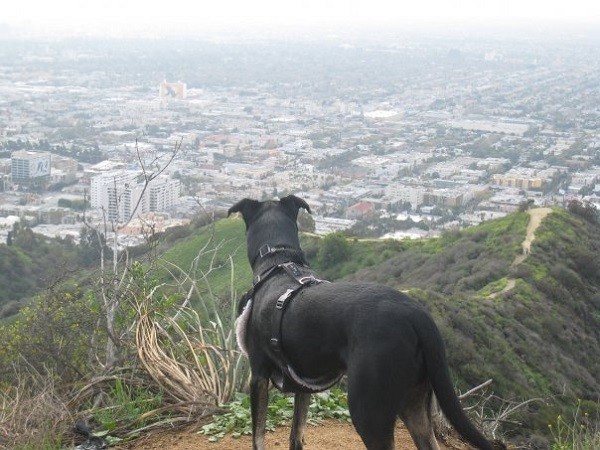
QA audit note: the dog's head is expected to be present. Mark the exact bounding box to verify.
[228,195,311,267]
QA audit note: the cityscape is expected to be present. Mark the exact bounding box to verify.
[1,32,599,247]
[1,4,600,448]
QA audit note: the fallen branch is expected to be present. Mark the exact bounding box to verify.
[459,379,493,400]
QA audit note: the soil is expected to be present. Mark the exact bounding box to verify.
[115,420,474,450]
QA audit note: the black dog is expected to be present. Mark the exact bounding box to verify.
[229,195,504,450]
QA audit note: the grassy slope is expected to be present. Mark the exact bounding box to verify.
[158,218,253,313]
[160,209,599,438]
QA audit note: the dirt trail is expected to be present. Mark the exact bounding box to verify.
[115,419,471,450]
[488,207,552,298]
[512,207,552,267]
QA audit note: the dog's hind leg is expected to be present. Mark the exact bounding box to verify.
[400,386,440,450]
[289,392,310,450]
[250,376,269,450]
[347,366,396,450]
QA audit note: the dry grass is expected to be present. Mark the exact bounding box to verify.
[0,369,71,449]
[134,281,248,412]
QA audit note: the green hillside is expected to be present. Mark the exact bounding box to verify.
[3,206,596,445]
[311,208,600,438]
[0,225,92,318]
[158,217,252,313]
[166,208,599,440]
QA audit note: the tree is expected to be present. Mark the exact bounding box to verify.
[567,199,598,223]
[518,199,535,212]
[317,232,351,267]
[78,226,112,266]
[297,210,315,233]
[82,138,182,369]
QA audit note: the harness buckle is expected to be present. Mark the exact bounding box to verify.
[281,261,302,277]
[297,275,317,285]
[259,244,273,258]
[276,289,294,309]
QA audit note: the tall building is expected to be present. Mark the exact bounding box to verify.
[90,170,180,222]
[11,150,51,183]
[148,176,181,212]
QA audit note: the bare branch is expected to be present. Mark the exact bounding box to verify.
[459,379,494,400]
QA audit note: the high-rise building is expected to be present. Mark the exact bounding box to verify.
[11,150,51,182]
[90,170,180,222]
[148,176,181,212]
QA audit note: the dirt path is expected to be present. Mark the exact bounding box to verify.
[115,419,470,450]
[512,207,552,267]
[488,207,552,298]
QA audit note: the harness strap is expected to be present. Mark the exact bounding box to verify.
[269,262,327,354]
[253,264,281,286]
[268,276,341,393]
[240,260,335,392]
[253,261,317,287]
[269,288,296,353]
[269,262,325,354]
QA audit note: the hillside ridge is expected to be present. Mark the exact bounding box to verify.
[2,207,598,445]
[489,207,552,298]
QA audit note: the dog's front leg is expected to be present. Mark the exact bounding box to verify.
[290,393,311,450]
[250,376,269,450]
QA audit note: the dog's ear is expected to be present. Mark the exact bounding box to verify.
[279,195,311,220]
[228,198,261,227]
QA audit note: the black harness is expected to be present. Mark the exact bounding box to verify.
[240,245,342,393]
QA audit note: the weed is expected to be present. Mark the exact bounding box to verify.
[550,400,600,450]
[92,379,163,432]
[0,370,69,450]
[199,387,350,441]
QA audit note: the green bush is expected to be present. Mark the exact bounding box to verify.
[0,287,103,385]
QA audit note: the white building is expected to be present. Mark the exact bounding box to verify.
[90,170,180,222]
[385,184,425,210]
[11,150,51,182]
[148,176,181,212]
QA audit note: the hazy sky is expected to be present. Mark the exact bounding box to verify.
[2,0,600,37]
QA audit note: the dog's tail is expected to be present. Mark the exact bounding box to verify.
[414,311,496,450]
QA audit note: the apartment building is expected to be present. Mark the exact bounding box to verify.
[11,150,51,182]
[90,170,180,222]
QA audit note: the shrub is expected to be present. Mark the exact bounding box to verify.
[317,232,351,267]
[0,287,103,385]
[567,200,598,224]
